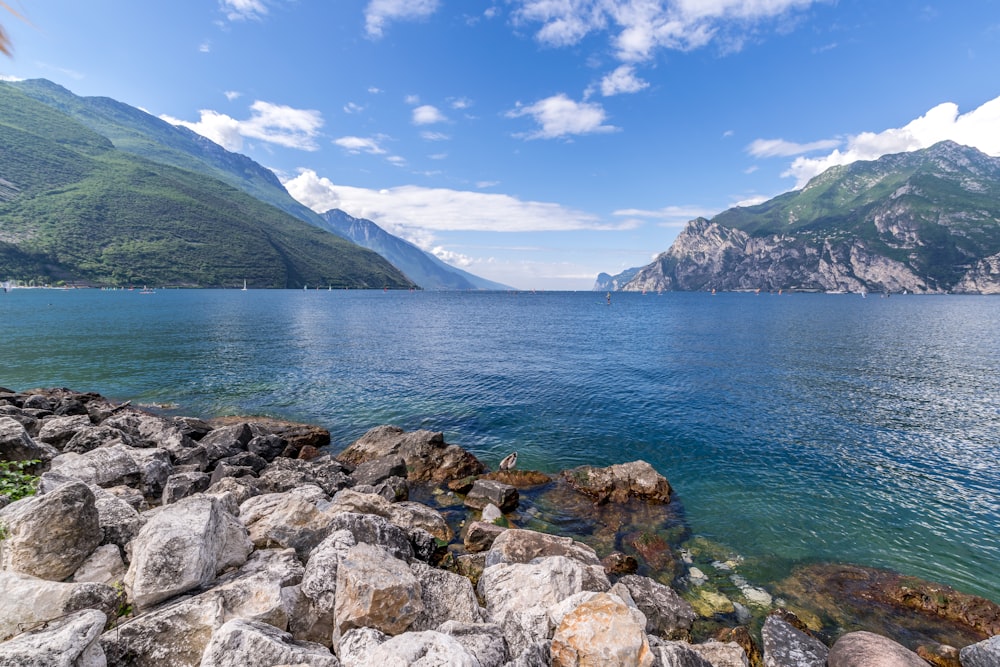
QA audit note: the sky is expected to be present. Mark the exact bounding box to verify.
[3,1,1000,290]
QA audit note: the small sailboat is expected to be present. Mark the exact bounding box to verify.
[242,280,248,291]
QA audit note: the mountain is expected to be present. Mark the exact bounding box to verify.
[593,267,640,291]
[0,82,415,289]
[8,79,508,291]
[320,209,512,291]
[618,142,1000,294]
[8,78,334,234]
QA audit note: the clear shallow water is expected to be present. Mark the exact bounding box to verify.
[2,288,998,601]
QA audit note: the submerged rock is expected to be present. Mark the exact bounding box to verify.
[563,459,672,503]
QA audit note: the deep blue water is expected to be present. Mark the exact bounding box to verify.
[2,288,998,601]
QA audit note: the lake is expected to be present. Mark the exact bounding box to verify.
[2,288,998,603]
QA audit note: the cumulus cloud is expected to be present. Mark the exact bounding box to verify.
[365,0,440,38]
[507,94,618,139]
[780,95,1000,187]
[599,65,649,96]
[334,136,387,155]
[511,0,819,62]
[283,169,626,234]
[161,100,324,152]
[412,104,447,125]
[221,0,269,21]
[613,204,717,228]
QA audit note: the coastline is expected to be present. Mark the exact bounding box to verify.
[1,386,999,666]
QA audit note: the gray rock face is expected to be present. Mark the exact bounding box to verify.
[48,445,143,489]
[617,575,696,640]
[465,520,506,553]
[653,641,715,667]
[327,511,415,562]
[72,544,126,585]
[960,634,1000,667]
[36,414,92,448]
[161,471,211,505]
[0,480,101,581]
[0,608,107,667]
[356,630,481,666]
[350,455,407,486]
[124,494,252,610]
[827,631,926,667]
[200,618,339,667]
[761,615,828,667]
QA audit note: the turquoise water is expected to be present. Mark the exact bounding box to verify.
[2,288,998,601]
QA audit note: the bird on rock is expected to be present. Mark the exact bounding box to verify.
[499,451,518,471]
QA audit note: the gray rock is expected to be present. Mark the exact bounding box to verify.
[0,608,107,667]
[240,486,332,560]
[199,422,253,464]
[101,549,304,667]
[653,641,714,667]
[960,634,1000,667]
[48,445,142,488]
[350,455,407,486]
[0,480,101,581]
[200,618,339,667]
[481,503,504,524]
[0,571,118,642]
[761,615,828,667]
[301,530,357,612]
[689,641,749,667]
[372,475,408,502]
[72,544,126,585]
[465,520,506,553]
[485,528,610,592]
[478,555,586,656]
[617,574,696,639]
[333,542,424,641]
[359,630,481,666]
[126,446,174,497]
[438,621,509,667]
[246,433,287,462]
[327,511,414,562]
[409,561,483,631]
[63,424,136,454]
[93,486,145,550]
[465,478,519,511]
[36,414,92,449]
[0,415,57,461]
[206,475,261,506]
[827,631,926,667]
[161,471,211,505]
[337,627,387,664]
[124,494,252,611]
[258,456,350,496]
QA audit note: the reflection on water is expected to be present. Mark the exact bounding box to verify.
[2,289,998,602]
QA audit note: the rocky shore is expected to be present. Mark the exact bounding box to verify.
[1,387,998,666]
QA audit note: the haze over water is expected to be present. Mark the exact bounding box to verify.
[3,289,998,602]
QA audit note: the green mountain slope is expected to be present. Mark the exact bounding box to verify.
[0,83,415,288]
[620,142,1000,293]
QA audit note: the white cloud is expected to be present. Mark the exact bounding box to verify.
[747,137,841,157]
[511,0,820,62]
[161,100,324,151]
[283,169,626,234]
[199,41,212,53]
[224,90,242,101]
[781,95,1000,187]
[420,131,450,141]
[221,0,269,21]
[413,104,447,125]
[343,102,365,114]
[431,246,475,268]
[507,94,618,140]
[334,136,387,155]
[365,0,440,38]
[613,204,716,227]
[450,97,473,110]
[599,65,649,96]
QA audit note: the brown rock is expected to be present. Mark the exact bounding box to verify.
[464,521,506,553]
[916,642,962,667]
[602,552,639,576]
[563,460,671,503]
[337,425,484,483]
[550,593,655,667]
[482,469,552,488]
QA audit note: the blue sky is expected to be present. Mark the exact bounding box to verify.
[3,1,1000,289]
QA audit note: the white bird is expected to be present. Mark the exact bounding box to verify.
[499,451,517,471]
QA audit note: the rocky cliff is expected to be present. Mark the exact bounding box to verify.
[619,142,1000,294]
